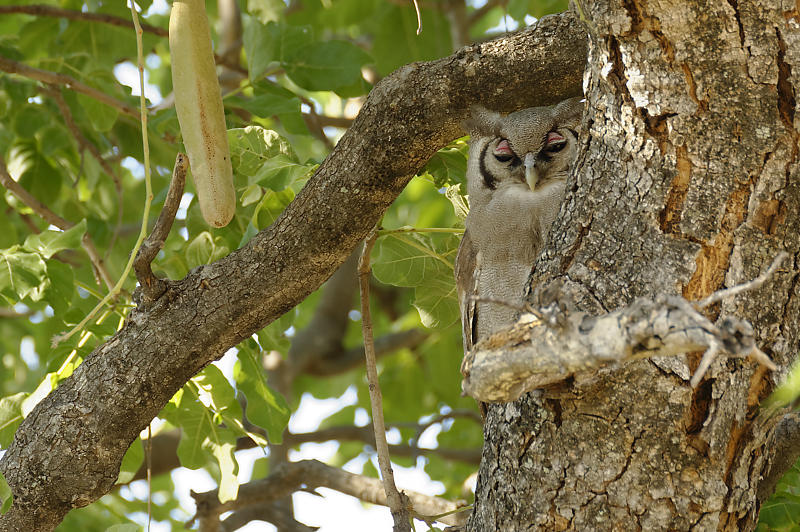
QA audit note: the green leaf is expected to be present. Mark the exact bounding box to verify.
[763,357,800,412]
[0,393,26,448]
[243,19,313,80]
[44,259,75,316]
[422,143,468,189]
[212,440,239,502]
[284,40,371,92]
[234,347,290,443]
[186,232,215,267]
[228,126,297,179]
[0,247,47,301]
[193,365,238,416]
[413,276,459,328]
[445,185,469,220]
[256,311,295,352]
[506,0,568,21]
[0,470,12,515]
[166,382,239,471]
[371,5,452,76]
[16,148,62,207]
[240,184,264,207]
[116,437,144,485]
[759,497,800,529]
[253,188,295,228]
[76,92,119,133]
[372,232,456,287]
[252,154,312,191]
[23,220,87,259]
[247,0,286,24]
[230,85,302,118]
[12,105,48,139]
[372,232,460,328]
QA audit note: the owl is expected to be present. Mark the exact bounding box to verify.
[455,98,583,354]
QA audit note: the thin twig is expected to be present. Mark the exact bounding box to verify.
[298,94,334,150]
[0,156,115,291]
[358,230,412,532]
[133,153,187,306]
[0,56,139,119]
[411,0,423,34]
[377,227,464,236]
[52,0,154,346]
[146,424,152,532]
[0,308,35,319]
[0,4,168,37]
[44,85,125,259]
[697,251,790,309]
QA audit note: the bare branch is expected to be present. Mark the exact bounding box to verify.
[359,230,412,531]
[133,154,187,306]
[0,308,35,319]
[220,505,319,532]
[461,292,779,402]
[305,329,429,376]
[189,460,469,527]
[0,4,169,37]
[0,155,114,291]
[697,252,790,308]
[0,56,139,119]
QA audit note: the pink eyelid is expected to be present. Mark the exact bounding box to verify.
[494,139,514,155]
[546,131,565,144]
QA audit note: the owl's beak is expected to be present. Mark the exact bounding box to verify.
[524,152,538,190]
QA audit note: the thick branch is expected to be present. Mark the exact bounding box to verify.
[0,12,586,532]
[190,459,469,527]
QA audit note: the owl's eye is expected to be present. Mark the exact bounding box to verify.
[493,139,515,162]
[543,131,567,153]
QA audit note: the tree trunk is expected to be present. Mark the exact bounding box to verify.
[469,0,800,530]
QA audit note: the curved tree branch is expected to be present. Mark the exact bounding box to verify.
[0,4,169,37]
[0,12,587,532]
[0,56,140,119]
[189,459,469,528]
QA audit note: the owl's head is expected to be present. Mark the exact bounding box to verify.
[463,97,583,192]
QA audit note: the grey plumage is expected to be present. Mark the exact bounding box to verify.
[455,98,583,353]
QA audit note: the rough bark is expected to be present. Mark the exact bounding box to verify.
[0,12,587,532]
[469,1,800,530]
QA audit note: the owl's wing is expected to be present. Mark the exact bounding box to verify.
[455,229,480,355]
